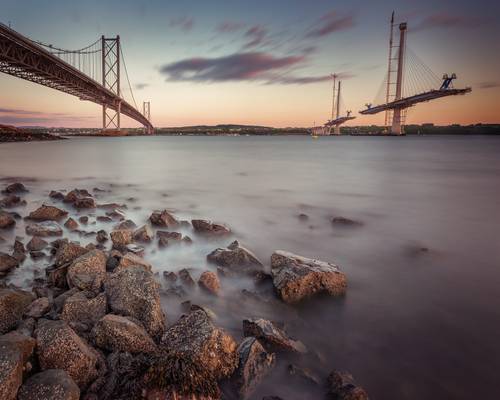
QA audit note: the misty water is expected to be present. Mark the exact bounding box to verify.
[1,135,499,400]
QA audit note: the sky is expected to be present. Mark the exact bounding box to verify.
[0,0,499,128]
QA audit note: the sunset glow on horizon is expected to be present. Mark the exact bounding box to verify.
[1,0,499,128]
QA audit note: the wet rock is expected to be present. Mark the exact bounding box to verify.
[182,235,193,244]
[270,251,347,304]
[231,337,275,399]
[96,230,108,243]
[298,213,309,221]
[114,219,136,230]
[17,369,80,400]
[78,216,88,224]
[162,271,177,283]
[97,216,113,223]
[157,236,169,248]
[54,241,88,267]
[110,229,133,248]
[53,288,80,313]
[192,219,231,235]
[25,297,50,318]
[92,314,157,354]
[157,230,182,241]
[116,252,152,272]
[0,344,23,400]
[2,182,28,194]
[207,240,263,273]
[160,309,238,380]
[0,194,25,208]
[27,236,48,251]
[74,197,96,209]
[149,210,179,228]
[178,268,196,287]
[133,225,153,242]
[242,318,307,354]
[63,189,91,204]
[105,266,166,339]
[35,319,99,388]
[64,217,79,231]
[12,239,26,262]
[67,249,107,292]
[61,292,107,327]
[331,217,363,227]
[30,251,46,259]
[0,288,33,334]
[287,364,320,385]
[327,370,369,400]
[28,204,68,221]
[105,209,125,220]
[125,244,144,256]
[0,252,19,276]
[0,211,15,229]
[49,190,65,200]
[25,221,63,237]
[16,318,36,338]
[0,331,36,364]
[198,271,220,296]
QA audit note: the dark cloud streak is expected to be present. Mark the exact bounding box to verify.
[306,11,355,38]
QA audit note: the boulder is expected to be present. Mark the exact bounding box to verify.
[149,210,179,228]
[156,231,182,241]
[2,182,27,194]
[327,371,369,400]
[116,252,152,272]
[192,219,231,235]
[49,190,65,200]
[28,205,68,221]
[160,309,238,380]
[0,211,15,229]
[17,369,80,400]
[61,292,106,327]
[96,230,108,243]
[133,225,153,242]
[0,344,23,400]
[178,268,195,287]
[110,229,133,248]
[97,216,113,223]
[231,337,275,399]
[0,252,19,276]
[287,364,320,385]
[25,297,50,318]
[35,319,99,388]
[26,236,48,251]
[54,242,88,267]
[25,221,63,237]
[331,217,363,227]
[105,266,166,339]
[67,249,107,291]
[242,318,306,354]
[198,271,220,296]
[92,314,157,354]
[13,239,26,262]
[0,331,36,364]
[74,197,96,209]
[64,218,78,231]
[270,251,347,304]
[63,189,91,204]
[114,219,136,230]
[207,240,263,273]
[0,194,25,208]
[78,216,88,224]
[0,288,33,334]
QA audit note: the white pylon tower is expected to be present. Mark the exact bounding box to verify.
[391,22,407,135]
[333,80,342,135]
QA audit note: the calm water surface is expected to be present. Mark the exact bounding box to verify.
[1,135,499,399]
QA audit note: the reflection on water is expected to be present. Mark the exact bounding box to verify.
[1,135,500,399]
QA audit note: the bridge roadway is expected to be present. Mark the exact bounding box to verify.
[0,22,153,132]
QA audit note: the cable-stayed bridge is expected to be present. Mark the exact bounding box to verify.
[0,22,153,134]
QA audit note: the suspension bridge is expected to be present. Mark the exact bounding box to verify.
[360,12,471,135]
[0,22,153,134]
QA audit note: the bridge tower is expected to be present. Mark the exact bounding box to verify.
[334,80,341,135]
[391,22,407,135]
[101,36,121,132]
[143,101,153,134]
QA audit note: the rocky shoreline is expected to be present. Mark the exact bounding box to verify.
[0,125,62,143]
[0,181,368,400]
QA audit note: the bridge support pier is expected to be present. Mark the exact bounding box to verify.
[391,107,403,135]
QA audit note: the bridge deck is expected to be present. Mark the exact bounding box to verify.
[359,88,471,115]
[0,22,153,131]
[325,116,356,126]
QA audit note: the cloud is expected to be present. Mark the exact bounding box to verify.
[243,25,268,48]
[413,13,484,31]
[478,81,500,89]
[169,16,194,32]
[0,108,93,125]
[216,21,245,33]
[306,11,355,38]
[134,83,149,90]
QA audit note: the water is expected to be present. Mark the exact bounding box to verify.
[1,135,499,399]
